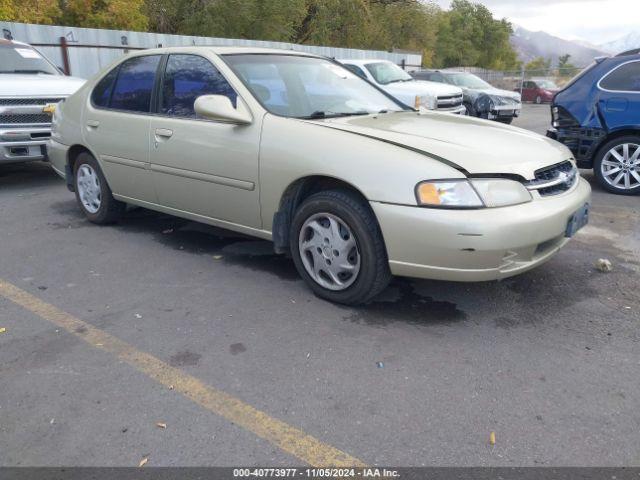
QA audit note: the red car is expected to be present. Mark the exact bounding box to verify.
[519,79,559,104]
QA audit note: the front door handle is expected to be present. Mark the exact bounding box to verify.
[155,128,173,139]
[86,120,100,128]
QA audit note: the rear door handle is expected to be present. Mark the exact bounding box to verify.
[86,120,100,128]
[155,128,173,139]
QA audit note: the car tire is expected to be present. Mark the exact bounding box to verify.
[593,136,640,195]
[464,103,477,117]
[290,189,391,305]
[73,152,126,223]
[535,95,542,104]
[497,117,514,125]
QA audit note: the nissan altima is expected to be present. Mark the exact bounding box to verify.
[48,47,591,304]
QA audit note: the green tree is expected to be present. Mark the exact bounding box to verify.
[557,53,579,77]
[0,0,62,25]
[432,0,519,70]
[525,56,551,74]
[60,0,148,31]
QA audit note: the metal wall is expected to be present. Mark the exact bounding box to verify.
[0,21,423,79]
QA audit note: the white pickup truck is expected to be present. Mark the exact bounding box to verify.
[339,59,466,114]
[0,39,85,164]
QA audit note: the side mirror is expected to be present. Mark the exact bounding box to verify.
[194,95,252,124]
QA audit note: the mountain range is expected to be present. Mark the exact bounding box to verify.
[511,26,640,68]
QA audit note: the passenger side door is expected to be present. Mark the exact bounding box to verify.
[84,55,161,202]
[148,54,262,228]
[521,81,535,102]
[597,60,640,130]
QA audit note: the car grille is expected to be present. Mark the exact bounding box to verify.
[0,97,64,127]
[0,113,52,125]
[525,160,578,196]
[436,94,463,110]
[0,98,64,106]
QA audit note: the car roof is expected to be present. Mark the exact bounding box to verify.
[127,45,324,57]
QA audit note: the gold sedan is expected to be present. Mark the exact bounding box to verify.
[48,47,591,304]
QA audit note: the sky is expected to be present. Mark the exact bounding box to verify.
[432,0,638,45]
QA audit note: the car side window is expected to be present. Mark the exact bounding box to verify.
[91,67,118,108]
[600,61,640,92]
[110,55,161,113]
[344,64,367,80]
[160,54,237,118]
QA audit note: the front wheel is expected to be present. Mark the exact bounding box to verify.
[73,152,126,223]
[593,136,640,195]
[497,117,514,124]
[290,189,391,305]
[535,95,542,104]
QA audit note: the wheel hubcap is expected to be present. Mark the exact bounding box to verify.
[298,213,361,291]
[77,164,102,214]
[601,143,640,190]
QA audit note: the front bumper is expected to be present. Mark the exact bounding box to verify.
[439,105,467,115]
[371,177,591,282]
[487,103,521,120]
[0,127,51,163]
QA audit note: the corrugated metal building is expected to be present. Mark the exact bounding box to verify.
[0,21,422,79]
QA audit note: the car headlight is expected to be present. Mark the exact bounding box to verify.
[416,179,531,208]
[470,179,532,207]
[415,94,437,110]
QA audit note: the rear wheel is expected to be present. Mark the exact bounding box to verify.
[73,152,126,223]
[290,189,391,305]
[594,136,640,195]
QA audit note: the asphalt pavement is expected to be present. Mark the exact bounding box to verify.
[0,104,639,467]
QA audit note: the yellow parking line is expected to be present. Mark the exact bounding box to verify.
[0,278,365,467]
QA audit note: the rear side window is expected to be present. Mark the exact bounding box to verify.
[600,61,640,92]
[160,54,237,118]
[110,55,161,113]
[91,68,118,107]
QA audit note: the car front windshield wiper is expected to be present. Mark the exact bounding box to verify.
[298,110,372,119]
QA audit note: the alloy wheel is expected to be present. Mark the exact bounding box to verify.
[77,164,102,214]
[601,143,640,191]
[298,213,361,291]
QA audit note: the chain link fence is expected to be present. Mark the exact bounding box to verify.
[443,66,587,95]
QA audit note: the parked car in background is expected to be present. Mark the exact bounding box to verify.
[548,49,640,195]
[339,59,466,114]
[520,79,559,104]
[49,47,590,304]
[0,39,85,165]
[412,70,522,123]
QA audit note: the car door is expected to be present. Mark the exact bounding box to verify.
[84,55,161,202]
[597,60,640,130]
[148,53,261,228]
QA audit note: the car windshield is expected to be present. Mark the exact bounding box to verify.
[536,80,558,89]
[224,54,406,118]
[364,62,413,85]
[446,73,492,89]
[0,43,59,75]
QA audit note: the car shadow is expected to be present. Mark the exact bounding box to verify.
[0,162,60,190]
[48,200,602,329]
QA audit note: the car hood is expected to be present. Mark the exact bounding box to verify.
[309,111,570,179]
[384,79,462,97]
[466,86,521,101]
[0,74,86,97]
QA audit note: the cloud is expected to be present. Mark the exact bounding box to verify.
[431,0,637,44]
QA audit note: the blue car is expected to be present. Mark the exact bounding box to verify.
[548,49,640,195]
